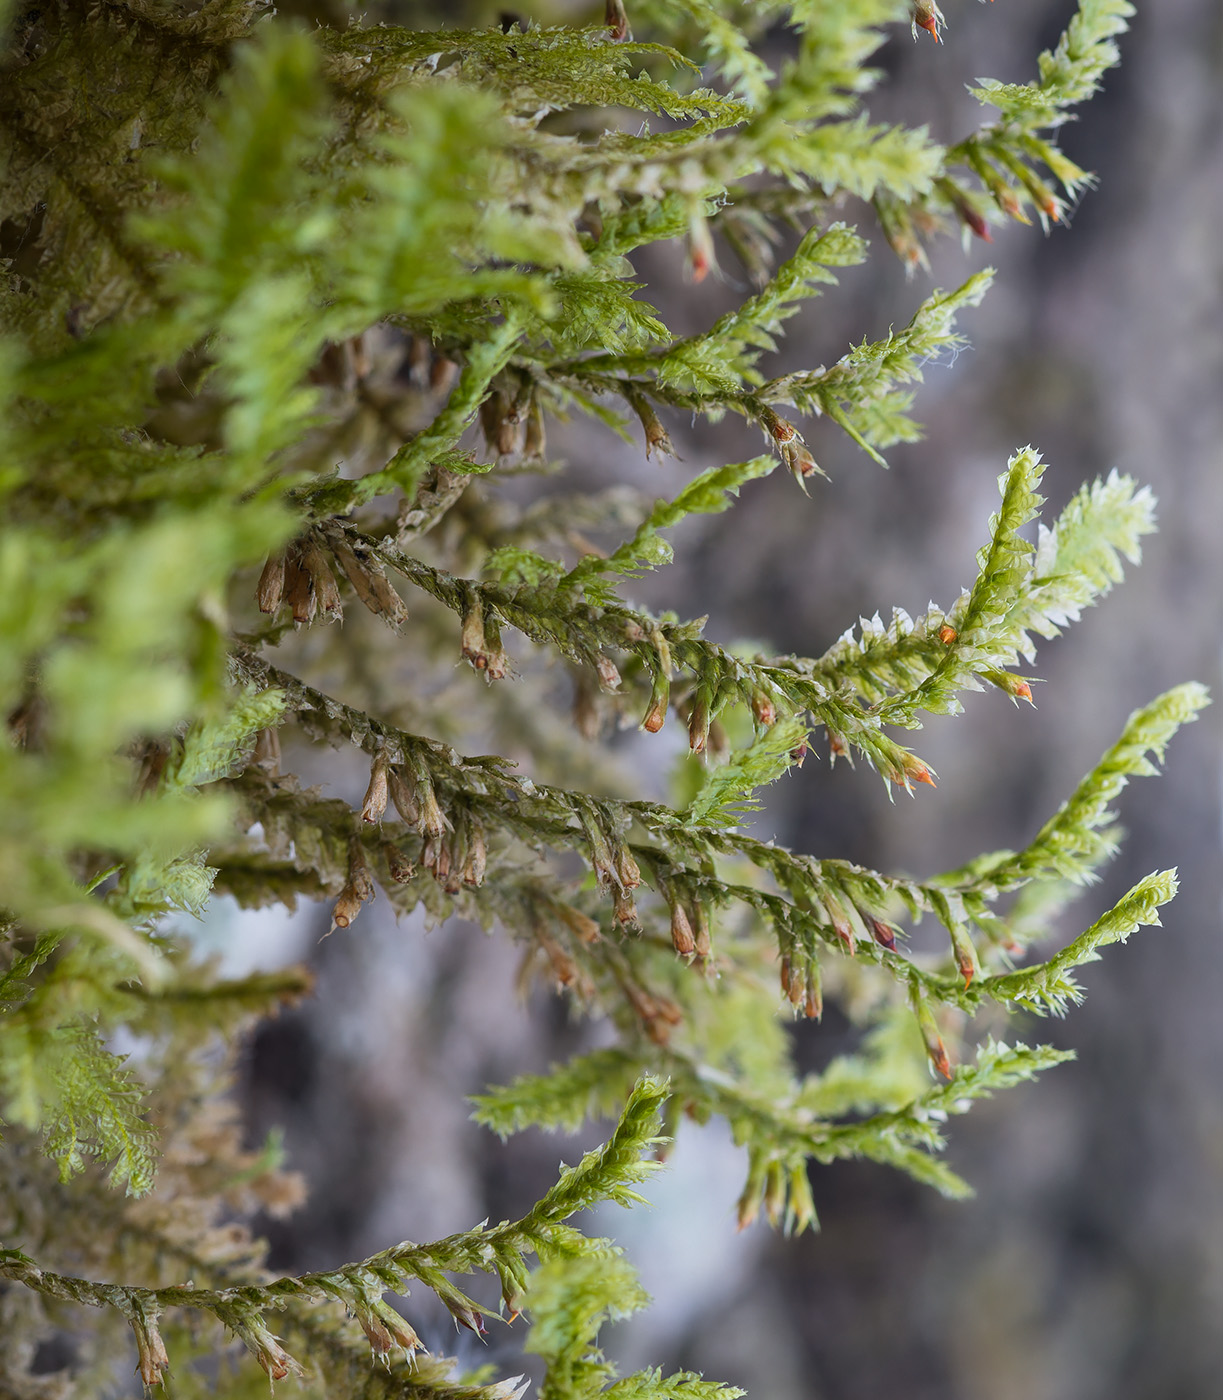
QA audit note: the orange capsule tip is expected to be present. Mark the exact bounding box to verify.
[902,762,935,788]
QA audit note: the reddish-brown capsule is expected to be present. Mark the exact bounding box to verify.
[283,549,315,625]
[353,1297,421,1358]
[788,440,817,479]
[895,752,936,789]
[642,696,667,733]
[483,641,510,682]
[826,899,856,956]
[997,185,1025,220]
[463,822,487,887]
[496,413,522,459]
[688,691,711,754]
[612,887,640,929]
[928,1035,952,1080]
[332,883,364,930]
[956,947,975,989]
[361,751,389,824]
[911,1,946,41]
[349,838,375,897]
[423,833,450,886]
[384,845,415,883]
[751,691,777,727]
[130,1312,170,1388]
[480,386,517,459]
[914,995,953,1079]
[387,766,419,826]
[937,177,992,242]
[990,670,1036,705]
[949,923,978,989]
[938,623,957,645]
[626,383,675,461]
[300,538,342,620]
[418,780,450,842]
[461,603,489,670]
[257,553,286,614]
[642,656,670,731]
[366,568,408,630]
[961,202,991,240]
[614,846,641,891]
[804,970,823,1021]
[670,902,696,957]
[605,0,630,41]
[643,414,675,462]
[869,916,897,952]
[330,541,377,613]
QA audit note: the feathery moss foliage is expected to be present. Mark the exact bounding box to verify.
[0,0,1201,1394]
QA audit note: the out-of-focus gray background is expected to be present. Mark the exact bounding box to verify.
[216,3,1223,1397]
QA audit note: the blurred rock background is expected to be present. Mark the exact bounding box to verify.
[212,3,1223,1397]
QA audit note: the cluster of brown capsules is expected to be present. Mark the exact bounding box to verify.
[330,750,489,930]
[256,532,408,631]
